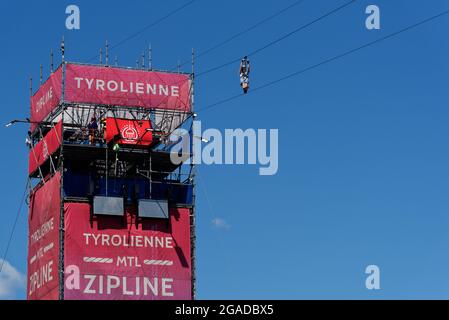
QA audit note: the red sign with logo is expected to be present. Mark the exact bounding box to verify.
[104,118,153,146]
[28,121,62,175]
[27,172,61,300]
[30,68,63,132]
[65,64,191,112]
[64,203,192,300]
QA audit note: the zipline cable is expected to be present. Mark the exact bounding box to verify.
[174,0,306,70]
[198,8,449,113]
[196,0,357,77]
[153,0,357,110]
[0,178,29,275]
[86,0,198,62]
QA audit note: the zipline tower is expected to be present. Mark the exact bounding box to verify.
[26,45,196,300]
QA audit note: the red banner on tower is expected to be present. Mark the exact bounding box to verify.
[64,64,191,112]
[28,121,62,175]
[27,172,61,300]
[30,64,190,133]
[30,67,63,132]
[64,203,192,300]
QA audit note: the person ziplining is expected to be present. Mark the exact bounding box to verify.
[239,56,250,94]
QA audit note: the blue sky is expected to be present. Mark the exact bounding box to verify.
[1,0,449,299]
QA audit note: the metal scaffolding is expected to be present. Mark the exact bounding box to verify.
[27,46,197,300]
